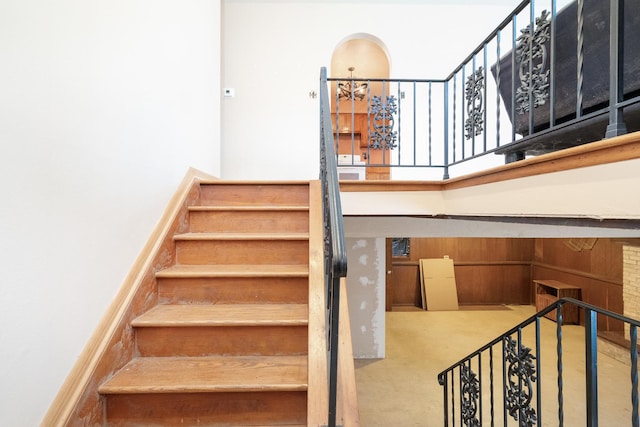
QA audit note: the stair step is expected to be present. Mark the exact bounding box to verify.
[156,265,309,305]
[174,232,309,240]
[132,304,309,327]
[188,206,309,233]
[156,264,309,278]
[99,355,308,394]
[174,234,309,265]
[104,391,307,426]
[132,304,309,356]
[189,205,309,211]
[197,182,309,207]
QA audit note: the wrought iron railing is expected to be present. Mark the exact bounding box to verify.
[437,298,640,426]
[319,66,348,427]
[326,0,640,180]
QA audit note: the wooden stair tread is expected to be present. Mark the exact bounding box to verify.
[132,304,309,326]
[156,264,309,278]
[99,356,308,394]
[174,232,309,240]
[189,205,309,211]
[198,180,310,185]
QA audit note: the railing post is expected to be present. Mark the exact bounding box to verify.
[585,308,599,426]
[443,80,450,180]
[328,276,341,427]
[605,0,628,138]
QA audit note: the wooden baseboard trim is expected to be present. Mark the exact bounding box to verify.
[337,278,361,426]
[307,180,329,426]
[339,130,640,192]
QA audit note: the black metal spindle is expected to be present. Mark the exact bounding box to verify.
[366,84,372,165]
[631,324,639,427]
[470,57,476,156]
[483,44,488,153]
[517,328,524,422]
[443,80,449,180]
[459,364,464,426]
[585,308,599,426]
[461,67,466,159]
[511,14,517,143]
[413,81,417,166]
[394,81,400,166]
[576,0,585,118]
[605,0,628,137]
[496,29,501,148]
[502,337,507,427]
[453,74,457,163]
[557,304,564,427]
[535,316,542,427]
[451,370,456,427]
[528,1,535,135]
[490,346,495,427]
[478,353,483,425]
[443,372,450,427]
[428,82,432,166]
[549,0,557,127]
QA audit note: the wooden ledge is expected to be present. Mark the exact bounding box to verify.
[339,130,640,192]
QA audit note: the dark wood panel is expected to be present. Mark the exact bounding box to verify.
[533,238,623,283]
[409,238,534,263]
[388,238,623,319]
[531,264,623,332]
[455,264,531,305]
[390,264,420,307]
[390,262,531,307]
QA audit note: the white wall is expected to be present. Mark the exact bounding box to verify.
[221,0,522,180]
[0,1,221,424]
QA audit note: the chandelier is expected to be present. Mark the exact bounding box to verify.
[338,67,368,101]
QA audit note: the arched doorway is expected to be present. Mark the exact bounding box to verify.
[330,34,391,180]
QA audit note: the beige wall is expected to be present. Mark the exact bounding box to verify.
[220,0,522,180]
[0,1,222,424]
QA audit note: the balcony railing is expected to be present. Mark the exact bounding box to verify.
[323,0,640,180]
[437,298,640,426]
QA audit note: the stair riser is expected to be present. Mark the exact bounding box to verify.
[136,326,308,357]
[198,184,309,207]
[105,391,307,426]
[157,277,309,304]
[175,240,309,265]
[189,210,309,233]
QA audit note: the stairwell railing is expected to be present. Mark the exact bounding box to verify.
[319,66,349,427]
[437,297,640,426]
[325,0,639,180]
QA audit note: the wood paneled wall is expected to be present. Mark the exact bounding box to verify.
[531,238,624,332]
[389,237,624,330]
[390,238,534,307]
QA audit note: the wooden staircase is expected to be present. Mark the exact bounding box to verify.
[98,181,313,426]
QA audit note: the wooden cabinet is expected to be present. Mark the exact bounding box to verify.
[534,279,582,324]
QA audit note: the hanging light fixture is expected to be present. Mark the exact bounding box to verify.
[338,67,368,101]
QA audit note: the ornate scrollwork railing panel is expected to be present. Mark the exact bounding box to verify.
[460,363,481,427]
[504,335,538,426]
[464,67,484,140]
[369,95,398,150]
[515,10,551,115]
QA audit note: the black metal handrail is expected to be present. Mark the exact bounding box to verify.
[327,0,639,179]
[319,66,348,427]
[437,297,640,426]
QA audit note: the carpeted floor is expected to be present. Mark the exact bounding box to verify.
[354,305,632,426]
